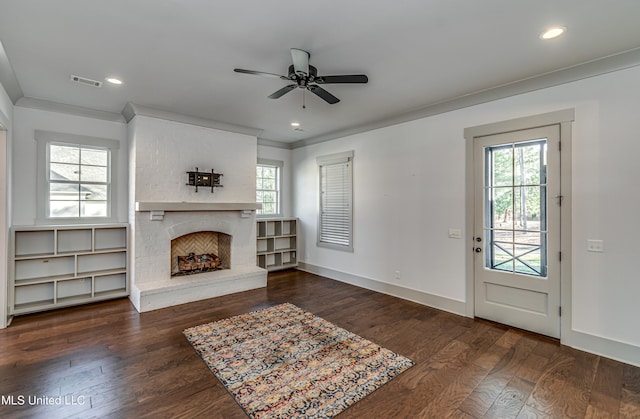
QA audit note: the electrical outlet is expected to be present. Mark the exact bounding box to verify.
[394,270,401,280]
[587,239,604,252]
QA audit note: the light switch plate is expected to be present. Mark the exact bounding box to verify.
[448,228,462,239]
[587,239,604,252]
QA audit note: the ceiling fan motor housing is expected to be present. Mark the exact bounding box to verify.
[288,65,318,87]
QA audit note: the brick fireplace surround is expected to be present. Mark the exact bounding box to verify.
[127,113,266,313]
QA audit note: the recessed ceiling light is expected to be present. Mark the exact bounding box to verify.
[291,122,300,127]
[105,77,123,85]
[540,26,566,40]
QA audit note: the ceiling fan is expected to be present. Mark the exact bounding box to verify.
[234,48,368,105]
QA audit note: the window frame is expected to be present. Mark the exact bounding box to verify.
[36,130,120,224]
[317,150,354,252]
[256,158,283,218]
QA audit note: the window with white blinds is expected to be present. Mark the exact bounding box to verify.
[317,151,354,251]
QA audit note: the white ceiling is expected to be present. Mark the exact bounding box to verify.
[1,0,640,145]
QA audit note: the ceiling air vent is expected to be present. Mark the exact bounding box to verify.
[70,75,102,88]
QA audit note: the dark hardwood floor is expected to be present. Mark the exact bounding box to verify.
[1,270,639,418]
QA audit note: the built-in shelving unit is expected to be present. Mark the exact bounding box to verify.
[256,218,298,271]
[9,224,129,315]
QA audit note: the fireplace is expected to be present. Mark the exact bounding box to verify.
[130,203,266,313]
[128,114,266,313]
[171,231,231,276]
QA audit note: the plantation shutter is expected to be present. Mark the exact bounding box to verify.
[317,151,353,251]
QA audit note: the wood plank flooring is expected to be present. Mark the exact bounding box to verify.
[1,270,639,418]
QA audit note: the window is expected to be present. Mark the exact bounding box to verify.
[36,130,119,222]
[256,159,282,216]
[317,151,353,251]
[48,143,110,218]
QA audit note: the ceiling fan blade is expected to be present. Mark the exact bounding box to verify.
[268,84,297,99]
[234,68,288,80]
[308,85,340,104]
[315,74,369,84]
[290,48,310,76]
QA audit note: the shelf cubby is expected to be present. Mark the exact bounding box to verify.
[15,282,54,307]
[58,277,92,299]
[57,229,92,253]
[275,236,296,251]
[15,230,55,257]
[95,227,127,251]
[281,220,296,236]
[95,273,127,295]
[282,251,297,265]
[15,256,75,282]
[77,252,126,274]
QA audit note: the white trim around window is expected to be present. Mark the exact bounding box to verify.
[317,150,354,252]
[256,158,283,218]
[35,130,120,224]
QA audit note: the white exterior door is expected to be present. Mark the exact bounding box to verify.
[474,125,561,338]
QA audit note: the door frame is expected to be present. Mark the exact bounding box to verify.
[0,120,7,330]
[464,109,574,344]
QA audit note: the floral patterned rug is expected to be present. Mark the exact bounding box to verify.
[183,303,414,418]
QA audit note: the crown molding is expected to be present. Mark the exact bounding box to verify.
[16,97,126,123]
[123,102,261,137]
[257,138,292,149]
[290,47,640,149]
[0,40,23,104]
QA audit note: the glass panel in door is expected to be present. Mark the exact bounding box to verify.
[484,139,548,277]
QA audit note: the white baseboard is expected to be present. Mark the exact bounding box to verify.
[565,329,640,368]
[297,262,466,316]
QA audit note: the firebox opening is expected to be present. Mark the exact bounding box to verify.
[171,231,231,277]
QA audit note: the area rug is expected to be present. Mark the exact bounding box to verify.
[183,303,414,418]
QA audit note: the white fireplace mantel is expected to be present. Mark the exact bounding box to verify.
[135,201,262,220]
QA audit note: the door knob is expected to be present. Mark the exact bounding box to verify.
[475,237,482,242]
[474,247,482,253]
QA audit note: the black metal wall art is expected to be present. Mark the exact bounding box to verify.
[186,168,223,192]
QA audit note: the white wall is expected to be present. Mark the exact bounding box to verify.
[257,144,293,218]
[12,106,128,225]
[131,115,256,204]
[294,115,468,305]
[293,65,640,361]
[0,81,12,328]
[127,115,258,273]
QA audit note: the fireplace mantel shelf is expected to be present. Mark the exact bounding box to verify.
[136,202,261,220]
[136,202,261,212]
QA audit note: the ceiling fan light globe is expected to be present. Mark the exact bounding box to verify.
[290,48,310,76]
